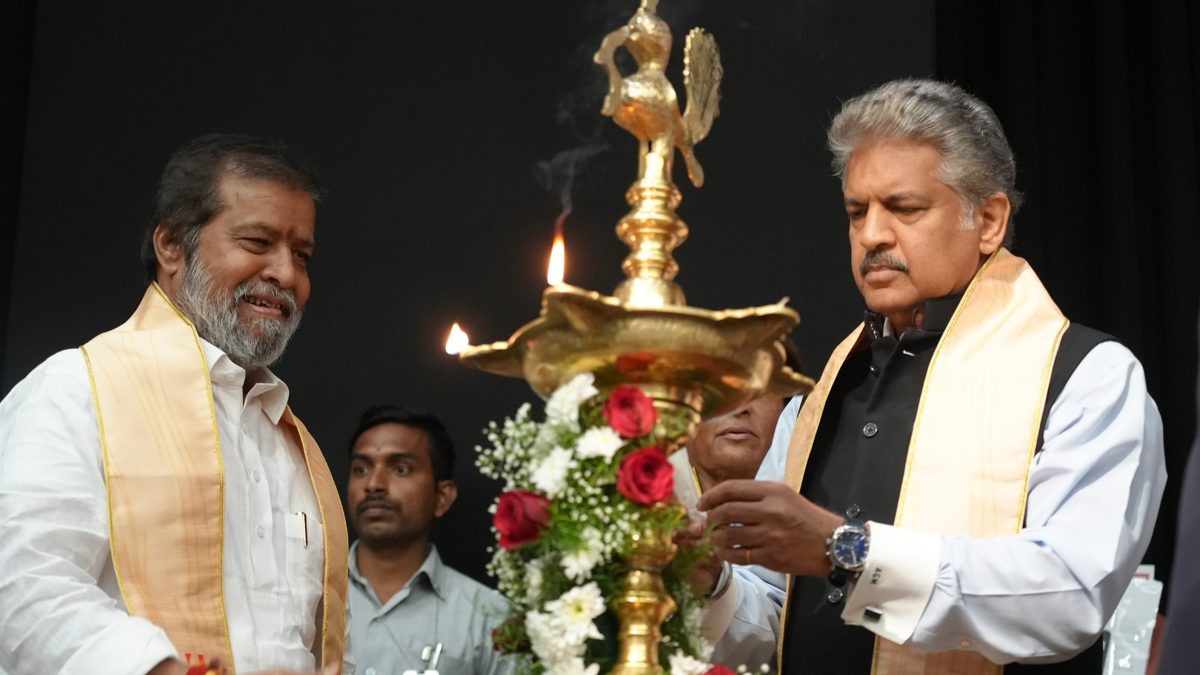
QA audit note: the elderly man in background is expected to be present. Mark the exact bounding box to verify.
[0,134,349,675]
[699,79,1165,674]
[672,341,802,512]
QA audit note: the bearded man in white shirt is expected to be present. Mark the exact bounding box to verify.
[0,134,350,675]
[696,79,1166,674]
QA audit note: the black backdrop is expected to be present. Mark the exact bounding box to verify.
[1,0,1193,604]
[937,0,1200,597]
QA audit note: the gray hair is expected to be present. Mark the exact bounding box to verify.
[142,133,324,282]
[828,79,1021,242]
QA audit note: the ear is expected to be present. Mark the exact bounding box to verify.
[434,480,458,518]
[975,192,1010,255]
[152,223,185,276]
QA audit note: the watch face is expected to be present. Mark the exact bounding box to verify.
[832,526,869,570]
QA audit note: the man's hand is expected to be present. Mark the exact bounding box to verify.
[697,479,843,578]
[675,519,721,595]
[148,659,188,675]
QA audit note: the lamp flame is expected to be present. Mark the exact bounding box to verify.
[445,322,470,355]
[547,232,566,286]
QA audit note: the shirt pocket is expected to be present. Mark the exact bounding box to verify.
[424,652,471,675]
[286,511,326,647]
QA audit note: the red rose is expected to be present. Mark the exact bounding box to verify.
[704,666,736,675]
[494,490,552,550]
[616,446,674,505]
[603,385,658,438]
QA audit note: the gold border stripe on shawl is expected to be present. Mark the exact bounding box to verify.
[84,283,234,672]
[876,250,1066,674]
[150,283,238,674]
[80,345,135,614]
[773,250,1068,675]
[891,250,995,527]
[286,411,349,667]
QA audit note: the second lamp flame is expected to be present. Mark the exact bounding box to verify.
[445,322,470,355]
[547,232,566,286]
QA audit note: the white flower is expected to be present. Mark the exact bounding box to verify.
[527,586,603,671]
[560,551,595,583]
[560,528,604,582]
[545,582,605,645]
[525,558,545,603]
[684,605,715,660]
[575,425,624,462]
[668,651,711,675]
[531,446,575,497]
[548,657,600,675]
[545,373,599,429]
[535,421,559,452]
[526,610,574,664]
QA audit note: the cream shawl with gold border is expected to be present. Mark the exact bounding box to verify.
[779,249,1068,674]
[79,283,348,673]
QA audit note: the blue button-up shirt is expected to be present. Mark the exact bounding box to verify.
[708,339,1166,668]
[348,542,513,675]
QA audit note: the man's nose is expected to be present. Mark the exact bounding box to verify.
[364,467,388,491]
[857,206,895,249]
[261,247,299,289]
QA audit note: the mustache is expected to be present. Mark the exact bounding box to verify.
[356,497,399,514]
[234,281,298,318]
[860,250,909,277]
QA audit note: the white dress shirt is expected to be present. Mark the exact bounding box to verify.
[705,341,1166,666]
[0,341,331,675]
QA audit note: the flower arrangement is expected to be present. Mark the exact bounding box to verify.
[478,373,715,675]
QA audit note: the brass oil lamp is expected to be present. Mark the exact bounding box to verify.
[459,1,813,671]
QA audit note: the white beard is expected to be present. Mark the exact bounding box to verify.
[176,257,303,369]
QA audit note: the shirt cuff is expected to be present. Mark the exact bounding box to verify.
[700,563,739,644]
[710,560,733,600]
[59,616,178,675]
[840,522,940,644]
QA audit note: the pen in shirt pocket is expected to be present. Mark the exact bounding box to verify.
[287,511,309,547]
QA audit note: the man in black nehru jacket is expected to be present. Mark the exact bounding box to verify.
[698,79,1166,675]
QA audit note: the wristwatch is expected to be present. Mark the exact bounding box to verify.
[825,508,870,588]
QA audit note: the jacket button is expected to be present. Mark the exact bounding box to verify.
[862,422,879,437]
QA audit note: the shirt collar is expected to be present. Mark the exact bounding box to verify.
[349,540,366,587]
[349,541,447,601]
[198,338,290,424]
[864,294,963,341]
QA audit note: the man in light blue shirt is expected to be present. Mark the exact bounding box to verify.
[346,405,511,675]
[697,79,1166,674]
